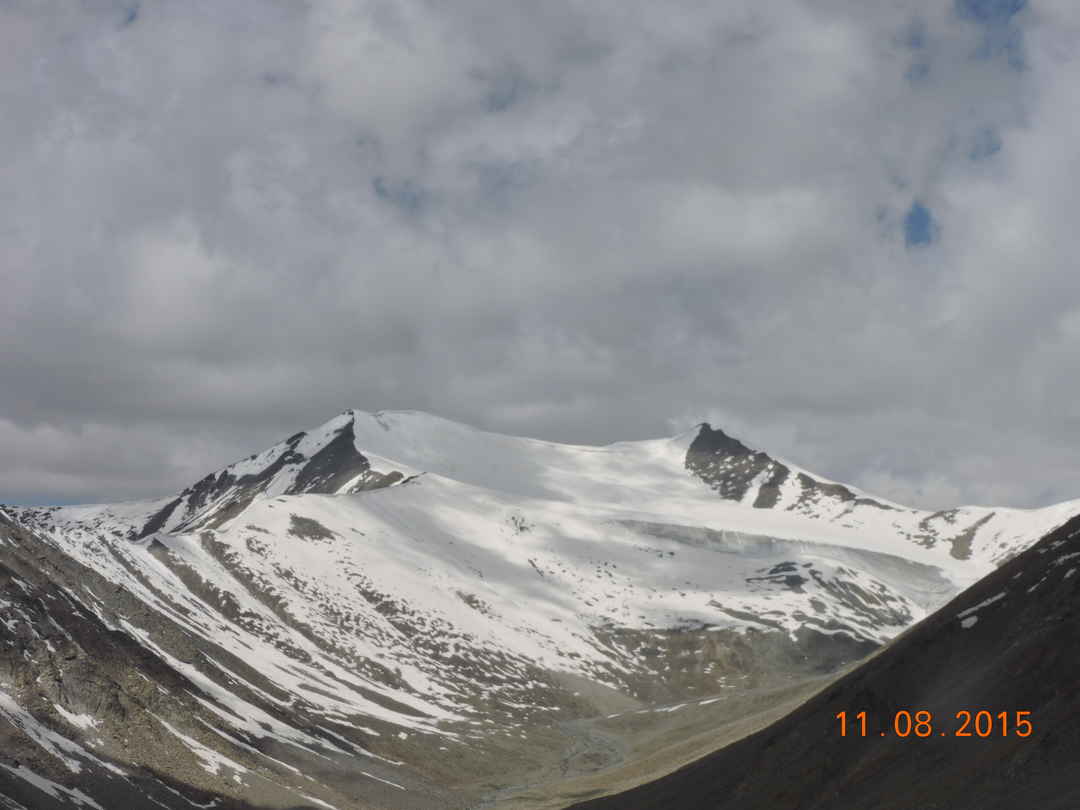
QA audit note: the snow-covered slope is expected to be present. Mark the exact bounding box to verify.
[566,514,1080,810]
[3,409,1077,809]
[19,409,1076,575]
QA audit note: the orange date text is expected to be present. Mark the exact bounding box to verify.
[834,710,1032,738]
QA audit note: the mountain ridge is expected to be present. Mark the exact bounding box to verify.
[12,408,1074,576]
[2,408,1078,809]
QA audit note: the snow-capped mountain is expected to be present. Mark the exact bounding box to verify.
[2,409,1077,809]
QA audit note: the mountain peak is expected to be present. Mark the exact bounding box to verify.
[685,422,780,504]
[684,421,908,519]
[133,414,408,537]
[690,422,759,458]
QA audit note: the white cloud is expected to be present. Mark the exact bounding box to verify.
[3,0,1080,509]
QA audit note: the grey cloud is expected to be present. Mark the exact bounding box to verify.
[3,0,1080,510]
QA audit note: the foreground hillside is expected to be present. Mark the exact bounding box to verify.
[0,510,453,810]
[2,409,1077,809]
[569,513,1080,810]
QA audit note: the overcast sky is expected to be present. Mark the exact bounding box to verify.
[4,0,1080,509]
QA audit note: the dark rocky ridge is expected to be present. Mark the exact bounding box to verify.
[684,424,777,504]
[139,417,404,537]
[568,513,1080,810]
[683,423,1014,561]
[684,424,896,512]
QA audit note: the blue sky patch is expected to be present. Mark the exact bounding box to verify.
[906,61,931,83]
[904,201,937,246]
[373,177,426,214]
[975,26,1026,69]
[956,0,1026,24]
[970,127,1003,160]
[902,19,928,50]
[121,3,140,27]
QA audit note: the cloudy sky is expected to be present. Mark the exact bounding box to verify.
[3,0,1080,509]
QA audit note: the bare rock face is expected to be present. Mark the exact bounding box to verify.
[136,416,405,538]
[683,423,1051,566]
[685,423,883,510]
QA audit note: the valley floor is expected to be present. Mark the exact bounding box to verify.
[468,668,854,810]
